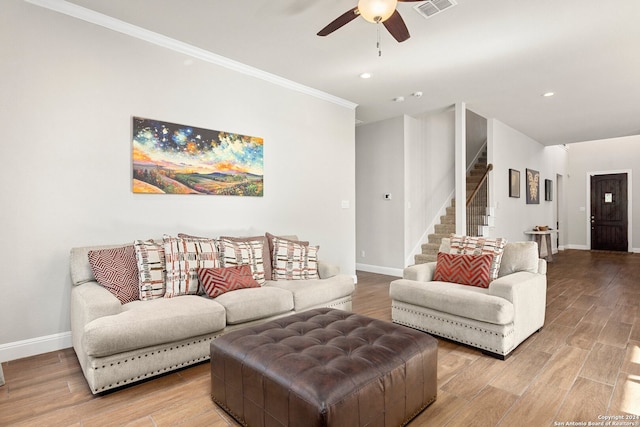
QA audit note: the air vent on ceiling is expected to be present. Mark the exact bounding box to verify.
[414,0,457,19]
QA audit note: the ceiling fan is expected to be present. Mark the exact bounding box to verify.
[317,0,423,43]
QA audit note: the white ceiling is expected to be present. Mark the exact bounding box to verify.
[63,0,640,146]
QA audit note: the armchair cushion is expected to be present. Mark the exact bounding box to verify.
[497,242,539,276]
[390,279,514,325]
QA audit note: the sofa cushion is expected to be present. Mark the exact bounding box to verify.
[271,236,319,280]
[433,252,493,288]
[389,279,514,325]
[82,296,226,357]
[163,234,219,298]
[198,265,260,298]
[214,287,294,324]
[265,274,355,311]
[134,239,166,300]
[88,245,140,304]
[217,237,266,285]
[498,242,540,277]
[449,235,507,280]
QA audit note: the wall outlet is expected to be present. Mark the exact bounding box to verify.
[361,250,365,258]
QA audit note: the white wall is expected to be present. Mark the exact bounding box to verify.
[565,135,640,251]
[356,110,455,273]
[466,109,488,167]
[405,110,456,265]
[355,117,405,273]
[0,1,356,361]
[488,119,568,244]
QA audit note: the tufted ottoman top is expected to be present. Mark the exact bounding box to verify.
[211,307,438,427]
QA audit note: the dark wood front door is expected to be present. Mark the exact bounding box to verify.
[591,173,628,251]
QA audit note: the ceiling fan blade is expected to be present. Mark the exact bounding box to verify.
[383,10,410,42]
[317,7,360,36]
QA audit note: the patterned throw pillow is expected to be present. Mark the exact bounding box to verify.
[88,246,140,304]
[449,235,507,280]
[134,239,166,300]
[163,234,219,298]
[197,265,260,298]
[217,238,266,285]
[433,252,493,288]
[271,236,319,281]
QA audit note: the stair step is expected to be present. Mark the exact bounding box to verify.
[446,206,456,216]
[428,233,449,244]
[440,214,455,224]
[420,242,440,255]
[415,253,437,264]
[434,223,455,234]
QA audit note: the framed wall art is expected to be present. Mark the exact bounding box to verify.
[509,169,520,198]
[526,168,540,204]
[132,116,263,196]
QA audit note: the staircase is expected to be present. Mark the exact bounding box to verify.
[414,152,491,264]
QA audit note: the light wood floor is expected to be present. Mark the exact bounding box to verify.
[1,250,639,426]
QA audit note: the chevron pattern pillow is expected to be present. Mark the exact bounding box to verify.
[433,252,493,288]
[197,265,260,298]
[88,245,140,304]
[449,235,507,280]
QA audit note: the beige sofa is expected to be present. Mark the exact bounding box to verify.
[389,238,546,359]
[70,235,354,394]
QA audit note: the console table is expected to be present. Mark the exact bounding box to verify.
[524,230,556,262]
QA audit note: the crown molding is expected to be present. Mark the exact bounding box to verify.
[25,0,358,110]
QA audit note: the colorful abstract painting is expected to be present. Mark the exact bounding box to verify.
[132,117,263,196]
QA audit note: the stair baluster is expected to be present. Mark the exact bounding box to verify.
[466,163,493,236]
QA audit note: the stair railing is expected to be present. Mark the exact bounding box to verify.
[466,163,493,236]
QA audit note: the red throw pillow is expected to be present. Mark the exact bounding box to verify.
[197,265,260,298]
[433,252,493,288]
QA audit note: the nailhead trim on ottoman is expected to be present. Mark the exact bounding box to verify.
[210,307,437,427]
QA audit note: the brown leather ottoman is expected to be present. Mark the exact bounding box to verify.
[210,308,437,427]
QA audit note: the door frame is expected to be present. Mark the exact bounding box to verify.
[556,173,565,251]
[586,169,633,252]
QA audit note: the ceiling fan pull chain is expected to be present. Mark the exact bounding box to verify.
[377,25,382,56]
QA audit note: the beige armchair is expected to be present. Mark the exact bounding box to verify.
[389,238,547,359]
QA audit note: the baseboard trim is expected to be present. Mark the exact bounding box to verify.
[564,244,589,250]
[356,263,403,278]
[0,332,72,363]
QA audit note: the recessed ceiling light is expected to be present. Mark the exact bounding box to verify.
[542,92,555,97]
[393,96,405,102]
[359,72,372,79]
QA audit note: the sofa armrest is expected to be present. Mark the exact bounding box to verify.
[403,262,436,282]
[488,271,546,304]
[489,271,547,344]
[318,261,340,279]
[70,281,122,332]
[538,259,547,275]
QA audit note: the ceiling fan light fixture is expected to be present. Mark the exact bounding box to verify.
[357,0,398,23]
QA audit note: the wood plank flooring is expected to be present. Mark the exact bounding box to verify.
[1,250,639,426]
